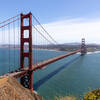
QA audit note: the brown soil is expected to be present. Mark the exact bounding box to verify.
[0,76,43,100]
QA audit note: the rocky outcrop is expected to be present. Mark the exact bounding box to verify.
[0,77,43,100]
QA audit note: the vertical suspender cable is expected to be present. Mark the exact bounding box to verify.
[8,24,10,72]
[36,27,38,64]
[32,15,58,44]
[13,20,15,69]
[18,17,20,68]
[35,26,37,64]
[4,27,5,72]
[2,28,4,74]
[0,14,20,74]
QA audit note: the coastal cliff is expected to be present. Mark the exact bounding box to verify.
[0,76,43,100]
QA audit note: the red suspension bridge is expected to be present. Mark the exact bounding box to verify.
[0,12,86,92]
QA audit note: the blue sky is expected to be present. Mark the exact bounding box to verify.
[1,0,100,44]
[0,0,100,23]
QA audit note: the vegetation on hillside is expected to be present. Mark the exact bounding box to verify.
[83,89,100,100]
[55,96,76,100]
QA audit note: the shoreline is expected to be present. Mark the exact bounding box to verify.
[0,47,65,52]
[1,47,100,54]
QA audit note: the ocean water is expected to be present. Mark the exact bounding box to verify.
[0,49,100,100]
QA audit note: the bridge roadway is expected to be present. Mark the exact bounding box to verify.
[0,49,81,78]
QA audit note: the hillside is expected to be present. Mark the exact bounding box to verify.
[1,43,100,52]
[0,76,43,100]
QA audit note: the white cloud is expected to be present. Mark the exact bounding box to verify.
[1,17,100,45]
[41,18,100,44]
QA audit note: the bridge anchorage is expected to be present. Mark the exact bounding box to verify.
[81,38,87,55]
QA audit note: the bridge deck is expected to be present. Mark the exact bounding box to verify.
[0,50,80,78]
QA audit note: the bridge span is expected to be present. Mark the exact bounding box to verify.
[0,12,86,91]
[0,49,81,78]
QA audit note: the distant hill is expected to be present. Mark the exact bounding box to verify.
[1,43,100,52]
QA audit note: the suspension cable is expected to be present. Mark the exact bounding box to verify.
[32,25,55,45]
[0,18,19,29]
[0,14,19,25]
[32,14,58,44]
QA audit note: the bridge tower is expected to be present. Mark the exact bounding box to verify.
[81,38,87,55]
[20,12,33,91]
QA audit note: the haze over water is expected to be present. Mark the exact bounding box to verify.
[0,49,100,100]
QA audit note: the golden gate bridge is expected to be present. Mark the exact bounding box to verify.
[0,12,86,92]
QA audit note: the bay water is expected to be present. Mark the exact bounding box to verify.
[0,48,100,100]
